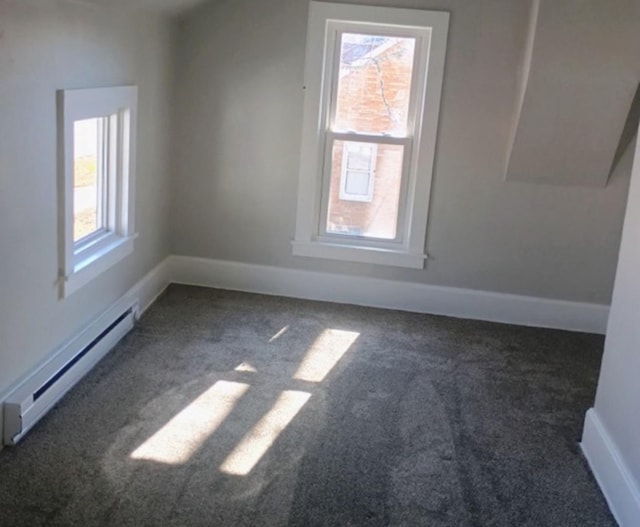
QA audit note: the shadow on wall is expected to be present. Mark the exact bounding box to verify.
[610,82,640,178]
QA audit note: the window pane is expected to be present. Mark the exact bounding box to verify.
[346,148,372,171]
[73,118,104,242]
[327,140,404,239]
[334,33,416,136]
[344,171,371,196]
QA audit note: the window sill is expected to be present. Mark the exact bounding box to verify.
[291,239,426,269]
[62,234,137,297]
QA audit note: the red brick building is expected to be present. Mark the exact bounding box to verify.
[326,35,415,239]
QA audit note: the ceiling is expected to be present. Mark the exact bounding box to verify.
[72,0,207,14]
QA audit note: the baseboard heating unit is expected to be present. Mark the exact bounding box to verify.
[3,297,138,445]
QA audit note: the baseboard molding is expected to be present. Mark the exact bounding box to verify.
[127,259,173,318]
[0,254,609,452]
[168,255,609,334]
[582,409,640,527]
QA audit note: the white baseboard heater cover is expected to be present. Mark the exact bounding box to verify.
[3,297,137,445]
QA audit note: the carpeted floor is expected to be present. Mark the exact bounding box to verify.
[0,285,615,526]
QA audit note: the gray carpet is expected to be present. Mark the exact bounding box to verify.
[0,285,615,526]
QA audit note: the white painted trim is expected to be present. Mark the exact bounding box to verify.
[4,300,136,445]
[126,258,173,318]
[293,2,449,269]
[292,240,426,269]
[169,255,609,334]
[0,253,609,449]
[64,235,136,297]
[582,409,640,527]
[58,85,138,298]
[0,257,171,447]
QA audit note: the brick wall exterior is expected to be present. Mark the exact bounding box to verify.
[327,39,414,239]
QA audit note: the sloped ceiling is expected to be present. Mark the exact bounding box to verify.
[506,0,640,186]
[72,0,640,186]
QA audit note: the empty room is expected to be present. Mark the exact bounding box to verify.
[1,0,639,525]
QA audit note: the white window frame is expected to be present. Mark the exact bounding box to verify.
[339,141,377,203]
[58,86,138,297]
[292,2,449,269]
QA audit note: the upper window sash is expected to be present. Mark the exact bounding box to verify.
[325,24,430,141]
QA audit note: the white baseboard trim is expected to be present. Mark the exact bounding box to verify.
[0,254,609,451]
[127,259,172,318]
[168,255,609,334]
[582,409,640,527]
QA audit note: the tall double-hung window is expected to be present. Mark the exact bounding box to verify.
[293,2,449,268]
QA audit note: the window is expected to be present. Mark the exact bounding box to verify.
[292,2,449,269]
[339,142,377,204]
[58,86,137,297]
[73,117,106,242]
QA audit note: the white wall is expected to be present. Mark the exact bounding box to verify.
[506,0,639,187]
[0,1,174,403]
[171,0,633,305]
[583,122,640,525]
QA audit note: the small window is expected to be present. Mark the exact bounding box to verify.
[292,2,449,268]
[58,86,137,297]
[338,142,377,203]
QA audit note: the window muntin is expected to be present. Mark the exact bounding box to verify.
[59,86,137,297]
[293,3,449,269]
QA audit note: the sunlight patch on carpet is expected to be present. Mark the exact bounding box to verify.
[294,329,359,383]
[235,362,258,373]
[219,390,311,476]
[130,380,249,464]
[269,325,289,342]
